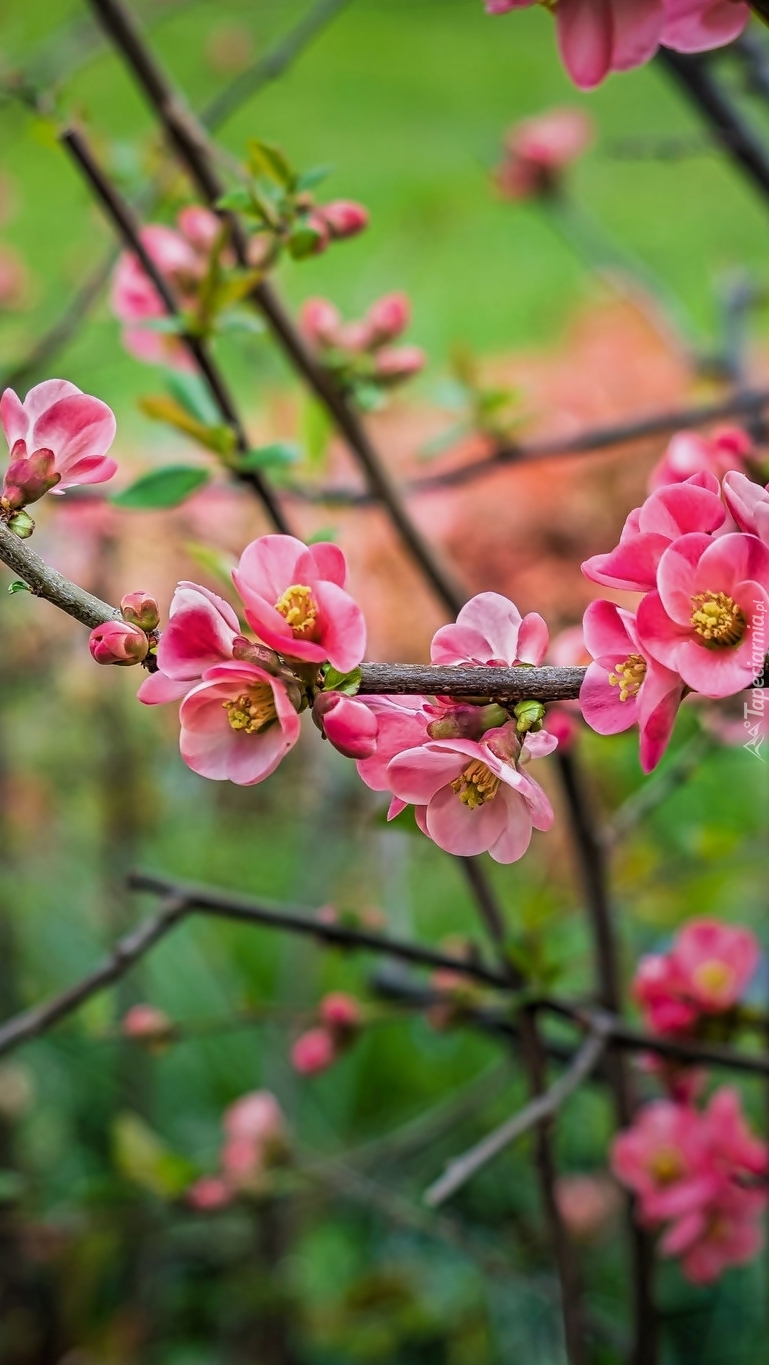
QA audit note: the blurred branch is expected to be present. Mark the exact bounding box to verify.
[86,0,465,616]
[423,1021,609,1208]
[60,124,291,533]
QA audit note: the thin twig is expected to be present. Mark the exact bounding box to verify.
[424,1023,609,1208]
[0,522,120,630]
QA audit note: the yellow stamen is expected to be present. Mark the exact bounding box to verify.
[649,1148,684,1186]
[608,653,646,702]
[274,583,319,639]
[692,959,734,1002]
[690,591,746,648]
[451,759,501,809]
[222,688,277,735]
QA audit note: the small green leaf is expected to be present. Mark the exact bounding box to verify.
[322,665,361,697]
[239,442,300,470]
[112,466,210,510]
[306,527,337,545]
[8,580,30,595]
[138,315,187,335]
[350,379,385,413]
[138,394,236,456]
[164,372,220,427]
[216,186,255,213]
[295,164,333,192]
[287,224,322,260]
[246,138,294,187]
[301,398,333,470]
[113,1112,196,1200]
[214,309,265,337]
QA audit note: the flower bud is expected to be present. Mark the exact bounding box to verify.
[6,508,35,538]
[367,292,410,343]
[89,618,149,667]
[313,691,378,759]
[291,1027,336,1075]
[120,591,160,631]
[122,1003,173,1046]
[427,702,508,741]
[186,1176,233,1211]
[2,444,60,510]
[373,344,425,382]
[320,199,369,240]
[513,699,546,733]
[319,991,362,1038]
[300,296,342,346]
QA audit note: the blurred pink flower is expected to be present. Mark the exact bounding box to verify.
[637,531,769,698]
[319,992,362,1036]
[319,200,369,240]
[650,427,752,491]
[633,953,698,1035]
[671,919,759,1014]
[722,471,769,545]
[367,293,410,344]
[121,1003,173,1043]
[291,1027,336,1074]
[496,108,592,199]
[555,1173,621,1243]
[373,345,426,381]
[1,379,117,503]
[187,1175,233,1211]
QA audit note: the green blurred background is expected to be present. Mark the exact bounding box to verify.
[0,2,768,1362]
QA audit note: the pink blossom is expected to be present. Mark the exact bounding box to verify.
[120,591,160,632]
[661,0,750,55]
[187,1175,233,1211]
[121,1003,173,1042]
[233,534,366,673]
[319,200,369,239]
[386,723,556,863]
[496,108,592,200]
[138,581,240,705]
[89,618,149,667]
[355,696,433,795]
[373,345,426,382]
[637,531,769,698]
[611,1100,714,1224]
[555,1174,621,1243]
[579,600,683,772]
[319,992,362,1036]
[650,427,752,491]
[431,591,549,667]
[291,1027,336,1074]
[313,691,379,759]
[367,293,410,343]
[178,661,300,785]
[300,297,343,346]
[582,473,726,593]
[1,379,117,503]
[671,919,759,1013]
[662,1184,765,1284]
[633,953,698,1035]
[223,1091,286,1151]
[722,471,769,544]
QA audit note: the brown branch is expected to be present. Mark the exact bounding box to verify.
[85,0,465,617]
[0,522,120,629]
[60,125,291,535]
[423,1023,609,1208]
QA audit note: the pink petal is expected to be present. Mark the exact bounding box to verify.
[580,660,638,735]
[517,612,550,664]
[637,664,682,772]
[235,535,306,604]
[488,788,535,863]
[582,599,636,660]
[431,591,523,666]
[556,0,615,88]
[137,670,190,704]
[31,394,117,478]
[157,586,238,679]
[387,745,467,804]
[636,589,691,670]
[655,533,713,623]
[691,532,769,600]
[301,541,348,587]
[0,388,28,448]
[662,0,749,53]
[610,0,666,70]
[639,480,725,538]
[582,533,671,592]
[425,781,509,856]
[313,578,367,673]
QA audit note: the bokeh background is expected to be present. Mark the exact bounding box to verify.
[1,2,768,1362]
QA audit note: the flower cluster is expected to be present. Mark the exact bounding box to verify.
[612,1087,767,1283]
[633,918,759,1039]
[187,1090,289,1209]
[291,992,363,1075]
[1,379,117,535]
[300,293,426,400]
[486,0,749,90]
[580,456,769,771]
[495,107,592,201]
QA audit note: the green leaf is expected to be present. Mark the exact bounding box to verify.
[301,397,333,470]
[246,138,294,187]
[215,309,265,337]
[287,224,323,260]
[295,164,333,192]
[138,315,187,335]
[164,372,220,427]
[7,580,30,595]
[239,442,300,470]
[112,465,210,510]
[138,394,236,456]
[350,379,385,413]
[305,527,337,545]
[216,186,255,213]
[322,665,361,697]
[113,1112,196,1200]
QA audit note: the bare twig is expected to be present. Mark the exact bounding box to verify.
[0,522,120,630]
[424,1023,609,1208]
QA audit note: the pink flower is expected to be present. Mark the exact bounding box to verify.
[386,723,556,863]
[89,618,149,667]
[722,471,769,545]
[233,534,366,673]
[319,200,369,240]
[555,1174,621,1243]
[496,108,592,199]
[671,919,759,1013]
[121,1003,173,1043]
[223,1091,286,1152]
[1,379,117,503]
[178,660,300,785]
[611,1100,714,1224]
[661,0,750,56]
[662,1184,765,1284]
[138,582,241,705]
[319,992,362,1036]
[187,1175,233,1211]
[582,473,726,593]
[431,590,549,667]
[313,691,379,759]
[633,953,698,1035]
[354,696,433,794]
[291,1027,336,1074]
[650,427,752,491]
[637,531,769,698]
[704,1087,768,1179]
[579,600,683,772]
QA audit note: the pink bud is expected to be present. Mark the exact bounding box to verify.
[367,292,410,343]
[120,591,160,631]
[300,297,342,346]
[187,1175,233,1211]
[334,320,374,353]
[313,692,378,759]
[373,345,425,382]
[2,443,60,510]
[223,1091,286,1148]
[319,992,362,1036]
[305,212,331,254]
[291,1027,336,1075]
[320,200,369,240]
[121,1003,173,1043]
[89,618,149,667]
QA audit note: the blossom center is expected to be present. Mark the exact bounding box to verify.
[274,583,319,638]
[451,759,501,809]
[690,591,746,648]
[691,959,734,1003]
[648,1147,684,1186]
[608,654,646,702]
[222,687,277,734]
